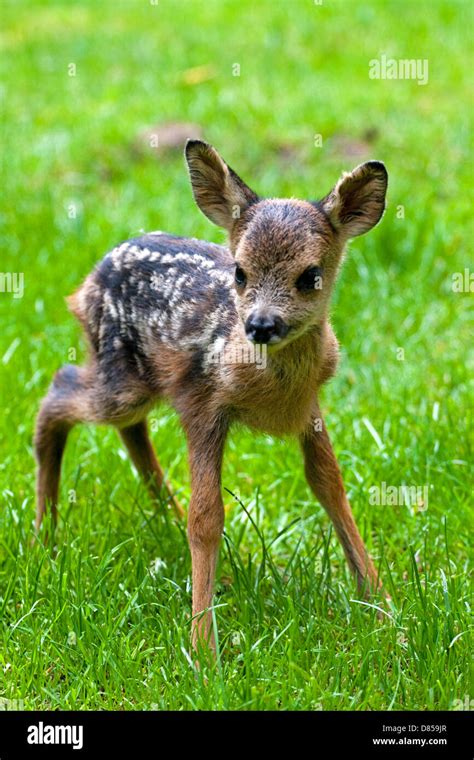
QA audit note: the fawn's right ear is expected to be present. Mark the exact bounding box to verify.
[185,140,259,230]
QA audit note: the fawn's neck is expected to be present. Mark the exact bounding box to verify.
[215,318,331,436]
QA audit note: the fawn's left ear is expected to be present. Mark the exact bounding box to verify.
[185,140,259,231]
[321,161,388,238]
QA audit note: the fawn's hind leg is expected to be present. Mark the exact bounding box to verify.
[118,420,185,519]
[34,364,96,532]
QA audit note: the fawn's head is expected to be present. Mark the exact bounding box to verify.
[185,140,388,349]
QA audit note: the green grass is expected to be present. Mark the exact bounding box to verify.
[0,0,472,710]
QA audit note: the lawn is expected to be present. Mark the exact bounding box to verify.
[0,0,472,710]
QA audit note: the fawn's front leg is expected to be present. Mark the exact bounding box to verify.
[185,416,228,653]
[300,408,379,595]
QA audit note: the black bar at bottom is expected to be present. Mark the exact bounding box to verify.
[0,710,471,757]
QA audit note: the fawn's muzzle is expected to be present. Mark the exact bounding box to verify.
[245,312,289,345]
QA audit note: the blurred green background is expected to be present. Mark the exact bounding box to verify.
[0,0,472,710]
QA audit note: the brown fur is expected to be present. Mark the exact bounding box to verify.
[34,140,388,654]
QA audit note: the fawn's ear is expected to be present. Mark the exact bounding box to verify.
[321,161,388,238]
[185,140,259,230]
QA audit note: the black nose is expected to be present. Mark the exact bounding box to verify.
[245,313,288,344]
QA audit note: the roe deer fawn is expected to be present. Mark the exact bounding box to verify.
[35,140,388,652]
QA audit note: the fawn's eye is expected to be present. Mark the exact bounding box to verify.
[295,266,323,292]
[235,265,247,287]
